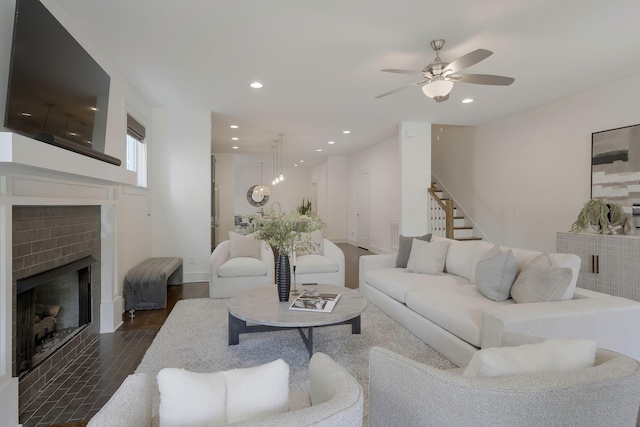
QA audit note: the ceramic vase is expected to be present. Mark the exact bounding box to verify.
[277,254,291,301]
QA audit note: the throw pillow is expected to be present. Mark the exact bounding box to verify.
[229,231,261,259]
[463,338,598,378]
[157,359,289,427]
[296,230,324,256]
[510,253,573,303]
[158,369,227,427]
[406,239,450,275]
[396,233,432,268]
[224,359,290,423]
[475,245,518,302]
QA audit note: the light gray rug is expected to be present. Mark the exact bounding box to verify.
[135,297,455,423]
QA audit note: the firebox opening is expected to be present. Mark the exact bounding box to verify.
[16,256,96,377]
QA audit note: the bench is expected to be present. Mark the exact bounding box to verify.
[124,257,183,314]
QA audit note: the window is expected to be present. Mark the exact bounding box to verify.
[126,113,147,187]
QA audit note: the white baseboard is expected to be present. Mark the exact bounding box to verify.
[184,272,209,283]
[369,245,396,255]
[100,296,123,333]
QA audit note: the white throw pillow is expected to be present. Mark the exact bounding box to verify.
[158,369,227,427]
[224,359,290,423]
[463,338,598,378]
[510,253,573,303]
[475,245,518,302]
[406,239,450,275]
[229,231,261,259]
[157,359,289,427]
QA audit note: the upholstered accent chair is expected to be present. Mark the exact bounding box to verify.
[209,234,275,298]
[293,237,345,287]
[368,334,640,427]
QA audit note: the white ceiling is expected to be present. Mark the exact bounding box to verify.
[51,0,640,168]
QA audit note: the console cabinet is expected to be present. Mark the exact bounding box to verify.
[556,232,640,302]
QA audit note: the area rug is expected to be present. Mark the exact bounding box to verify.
[135,297,455,423]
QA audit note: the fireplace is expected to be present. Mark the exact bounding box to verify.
[16,256,96,377]
[12,206,102,410]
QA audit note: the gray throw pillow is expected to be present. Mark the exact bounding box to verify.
[475,245,518,302]
[510,253,573,303]
[396,233,432,268]
[406,239,450,275]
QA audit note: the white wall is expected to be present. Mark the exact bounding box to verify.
[326,156,348,242]
[347,133,401,253]
[432,72,640,252]
[212,153,235,247]
[311,161,328,222]
[400,122,431,236]
[151,108,211,282]
[235,163,312,217]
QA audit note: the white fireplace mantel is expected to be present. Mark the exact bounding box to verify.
[0,132,137,426]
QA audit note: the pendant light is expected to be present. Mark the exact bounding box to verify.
[279,134,285,182]
[253,162,270,198]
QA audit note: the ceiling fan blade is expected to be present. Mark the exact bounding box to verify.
[450,73,515,86]
[374,80,428,98]
[444,49,493,74]
[380,68,423,75]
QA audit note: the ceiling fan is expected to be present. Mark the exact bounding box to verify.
[375,39,514,102]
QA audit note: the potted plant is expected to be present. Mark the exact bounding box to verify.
[297,197,312,215]
[571,198,625,234]
[247,209,325,301]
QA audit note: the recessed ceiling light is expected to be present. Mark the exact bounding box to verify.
[232,137,239,140]
[328,141,335,145]
[462,98,474,104]
[294,164,298,167]
[230,125,238,129]
[232,146,239,149]
[250,82,263,89]
[300,160,304,163]
[342,130,350,134]
[21,112,31,117]
[316,149,323,152]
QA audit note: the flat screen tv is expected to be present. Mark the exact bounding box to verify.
[4,0,120,166]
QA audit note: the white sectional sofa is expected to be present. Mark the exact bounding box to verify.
[359,236,640,367]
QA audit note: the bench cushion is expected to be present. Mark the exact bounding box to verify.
[124,257,183,311]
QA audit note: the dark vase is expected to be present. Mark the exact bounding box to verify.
[277,254,291,302]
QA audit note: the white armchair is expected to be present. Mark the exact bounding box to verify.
[209,239,275,298]
[369,334,640,427]
[294,238,345,287]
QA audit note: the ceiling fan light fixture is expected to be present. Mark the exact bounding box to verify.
[422,79,454,98]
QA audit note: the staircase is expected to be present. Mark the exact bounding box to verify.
[428,183,481,241]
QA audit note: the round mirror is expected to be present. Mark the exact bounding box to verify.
[247,185,269,207]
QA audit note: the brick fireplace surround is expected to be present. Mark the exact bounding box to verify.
[13,206,102,411]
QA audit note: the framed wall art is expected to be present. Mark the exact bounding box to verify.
[591,123,640,213]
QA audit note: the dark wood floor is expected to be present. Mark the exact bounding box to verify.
[23,243,372,426]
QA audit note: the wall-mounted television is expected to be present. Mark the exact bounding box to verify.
[4,0,121,166]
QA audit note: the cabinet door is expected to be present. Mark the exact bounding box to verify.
[598,235,640,300]
[556,232,598,292]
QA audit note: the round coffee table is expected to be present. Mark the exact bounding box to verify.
[227,284,367,355]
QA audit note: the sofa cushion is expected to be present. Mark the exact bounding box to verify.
[229,231,261,259]
[406,239,450,275]
[157,359,289,426]
[296,230,324,256]
[365,268,470,303]
[475,245,518,302]
[295,254,338,274]
[406,285,514,347]
[396,234,432,268]
[463,337,598,378]
[510,253,573,303]
[218,257,267,278]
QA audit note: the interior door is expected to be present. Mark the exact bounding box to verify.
[357,172,370,249]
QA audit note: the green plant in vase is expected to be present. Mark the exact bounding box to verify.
[571,198,625,234]
[297,197,312,215]
[247,208,325,300]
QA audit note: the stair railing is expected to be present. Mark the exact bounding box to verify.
[428,186,454,239]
